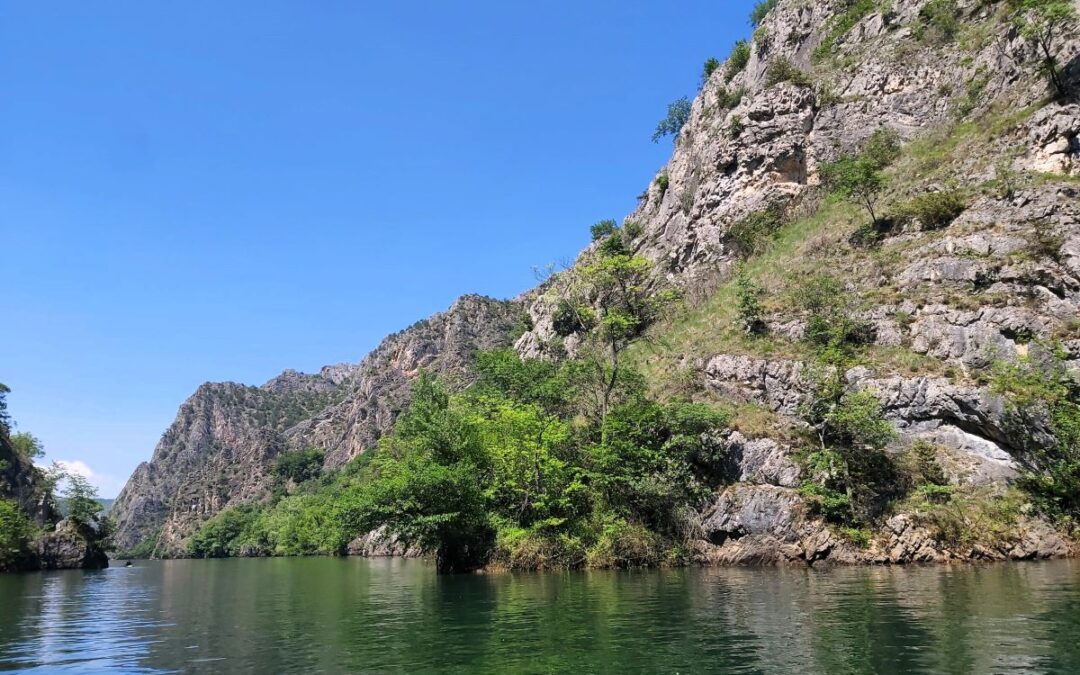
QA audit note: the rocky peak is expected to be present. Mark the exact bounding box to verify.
[111,294,523,555]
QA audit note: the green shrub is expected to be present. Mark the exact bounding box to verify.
[916,0,960,42]
[735,273,766,335]
[992,345,1080,522]
[652,97,692,143]
[656,170,670,196]
[862,128,902,168]
[590,219,618,241]
[189,506,264,558]
[702,57,720,83]
[764,58,813,88]
[897,190,966,229]
[726,40,751,81]
[815,0,877,59]
[729,114,745,138]
[750,0,780,27]
[623,221,643,240]
[0,499,34,570]
[716,86,747,109]
[727,206,784,256]
[909,440,949,487]
[274,448,325,485]
[821,156,884,224]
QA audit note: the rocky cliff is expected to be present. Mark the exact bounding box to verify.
[515,0,1080,563]
[111,295,522,555]
[115,0,1080,564]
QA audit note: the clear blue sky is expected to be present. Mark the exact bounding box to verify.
[1,1,754,496]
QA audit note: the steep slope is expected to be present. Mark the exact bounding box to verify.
[515,0,1080,563]
[111,295,522,555]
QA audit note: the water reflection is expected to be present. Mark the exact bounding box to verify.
[1,558,1079,673]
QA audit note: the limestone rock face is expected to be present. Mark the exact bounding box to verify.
[111,295,522,556]
[0,433,57,526]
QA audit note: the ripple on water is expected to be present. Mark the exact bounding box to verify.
[1,558,1080,673]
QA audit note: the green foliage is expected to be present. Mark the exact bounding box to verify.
[652,97,692,144]
[623,220,643,240]
[274,448,325,486]
[1008,0,1078,98]
[189,506,263,558]
[897,190,966,229]
[0,383,10,434]
[0,499,34,570]
[908,440,949,488]
[716,86,746,110]
[200,346,733,572]
[916,0,961,43]
[10,432,44,461]
[702,57,720,83]
[861,128,902,168]
[729,114,745,138]
[590,219,618,242]
[796,275,874,354]
[656,170,670,196]
[992,344,1080,522]
[821,156,885,224]
[727,206,784,256]
[799,379,902,525]
[764,58,813,88]
[815,0,878,59]
[735,273,766,335]
[591,399,731,531]
[725,41,751,82]
[63,473,103,531]
[750,0,780,27]
[956,71,989,117]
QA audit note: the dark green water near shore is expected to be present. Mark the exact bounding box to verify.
[2,557,1080,673]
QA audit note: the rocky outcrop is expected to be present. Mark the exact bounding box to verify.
[111,295,522,556]
[516,0,1080,355]
[346,526,422,558]
[35,520,109,571]
[0,433,56,526]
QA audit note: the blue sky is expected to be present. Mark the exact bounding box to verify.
[0,1,754,497]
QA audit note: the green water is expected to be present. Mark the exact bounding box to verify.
[2,558,1080,673]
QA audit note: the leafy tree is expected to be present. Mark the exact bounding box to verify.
[559,245,676,425]
[1009,0,1078,99]
[10,433,44,461]
[652,97,691,143]
[341,374,493,572]
[189,506,263,558]
[590,399,730,532]
[273,448,325,485]
[63,473,103,530]
[821,156,885,224]
[0,498,34,570]
[992,343,1080,520]
[589,219,618,242]
[474,398,585,529]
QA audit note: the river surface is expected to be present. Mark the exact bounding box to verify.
[2,558,1080,673]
